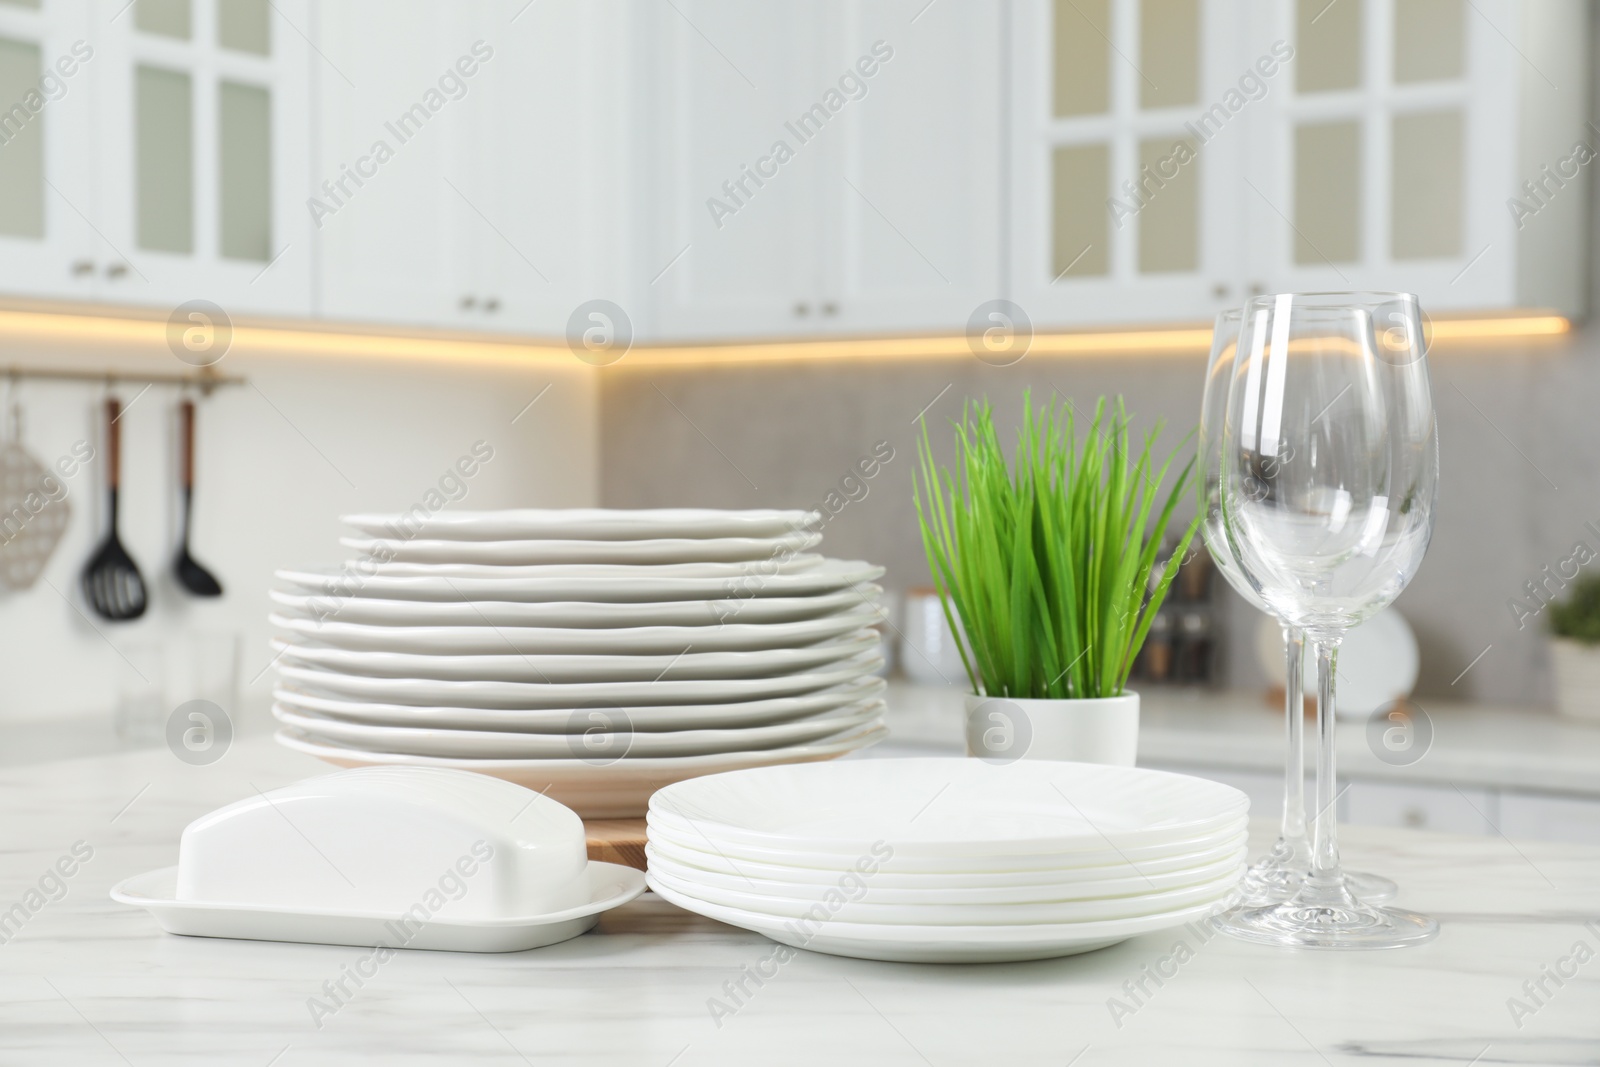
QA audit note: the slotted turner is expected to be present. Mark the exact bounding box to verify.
[81,397,146,621]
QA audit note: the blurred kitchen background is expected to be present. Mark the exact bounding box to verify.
[2,0,1599,838]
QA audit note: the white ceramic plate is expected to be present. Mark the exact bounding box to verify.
[645,828,1250,887]
[274,652,884,709]
[274,558,881,604]
[648,758,1250,858]
[271,699,885,758]
[272,676,887,732]
[111,862,645,953]
[274,723,888,818]
[268,605,884,656]
[343,508,818,542]
[268,585,882,628]
[646,818,1249,875]
[272,630,879,683]
[647,863,1239,926]
[644,844,1248,904]
[646,878,1236,963]
[340,531,821,566]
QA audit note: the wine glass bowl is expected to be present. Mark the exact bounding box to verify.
[1224,295,1437,639]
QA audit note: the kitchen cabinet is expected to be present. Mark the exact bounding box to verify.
[1009,0,1590,328]
[1342,779,1498,835]
[310,1,473,329]
[93,0,313,316]
[0,0,311,315]
[313,0,630,335]
[1498,791,1600,846]
[642,0,1002,341]
[0,0,95,302]
[1240,0,1588,317]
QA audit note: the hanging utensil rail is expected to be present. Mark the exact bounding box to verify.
[3,365,245,394]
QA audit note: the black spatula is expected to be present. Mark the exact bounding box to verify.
[81,397,147,621]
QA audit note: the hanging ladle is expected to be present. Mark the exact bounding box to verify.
[173,397,222,597]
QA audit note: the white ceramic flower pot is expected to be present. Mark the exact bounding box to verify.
[1549,638,1600,722]
[964,692,1140,766]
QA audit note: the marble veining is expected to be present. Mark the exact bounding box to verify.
[0,737,1597,1065]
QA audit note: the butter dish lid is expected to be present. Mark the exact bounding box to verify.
[175,767,591,920]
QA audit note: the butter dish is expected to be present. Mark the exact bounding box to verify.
[110,767,645,952]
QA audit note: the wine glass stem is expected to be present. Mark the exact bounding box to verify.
[1309,637,1343,888]
[1282,626,1306,846]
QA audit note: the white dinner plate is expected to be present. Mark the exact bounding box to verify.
[272,630,879,683]
[648,758,1250,858]
[111,862,645,953]
[274,558,881,604]
[645,828,1249,887]
[339,531,820,566]
[643,844,1248,903]
[267,604,884,656]
[646,878,1236,963]
[342,508,818,542]
[647,863,1240,926]
[268,585,882,628]
[271,699,885,758]
[272,676,887,732]
[646,818,1249,875]
[274,723,888,818]
[274,652,884,709]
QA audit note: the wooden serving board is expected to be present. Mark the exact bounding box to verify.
[585,818,647,871]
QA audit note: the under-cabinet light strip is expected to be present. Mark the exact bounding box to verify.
[0,307,1571,369]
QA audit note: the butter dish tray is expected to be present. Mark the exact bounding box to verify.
[111,861,645,953]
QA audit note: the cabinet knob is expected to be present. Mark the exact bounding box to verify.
[793,302,811,317]
[1212,283,1231,300]
[70,259,94,277]
[1248,282,1267,297]
[460,295,477,310]
[483,297,500,313]
[104,263,128,280]
[820,301,838,317]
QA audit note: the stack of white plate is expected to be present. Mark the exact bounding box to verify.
[647,758,1249,962]
[269,509,889,817]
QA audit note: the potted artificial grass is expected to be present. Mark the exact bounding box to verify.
[914,392,1198,764]
[1549,576,1600,721]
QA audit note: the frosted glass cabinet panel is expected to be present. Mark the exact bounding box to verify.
[1011,0,1238,325]
[0,35,45,239]
[93,0,311,314]
[0,0,97,300]
[1240,0,1586,318]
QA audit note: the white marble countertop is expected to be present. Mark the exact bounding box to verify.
[3,736,1599,1065]
[884,682,1600,798]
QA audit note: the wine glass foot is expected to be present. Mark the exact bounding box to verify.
[1214,890,1438,950]
[1345,870,1397,904]
[1236,861,1297,907]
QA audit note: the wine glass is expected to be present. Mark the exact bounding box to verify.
[1200,310,1396,908]
[1216,292,1438,949]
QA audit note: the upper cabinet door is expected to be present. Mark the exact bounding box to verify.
[312,0,477,330]
[818,0,1002,334]
[0,0,99,300]
[1242,0,1507,309]
[1010,0,1242,328]
[456,0,632,337]
[645,0,827,340]
[91,0,312,316]
[1243,0,1587,317]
